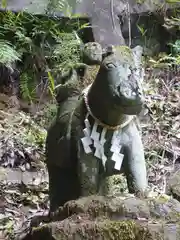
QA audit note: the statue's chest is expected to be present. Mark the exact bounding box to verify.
[80,114,128,173]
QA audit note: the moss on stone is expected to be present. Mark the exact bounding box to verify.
[31,219,156,240]
[100,175,128,196]
[56,219,158,240]
[101,220,137,239]
[86,199,110,218]
[19,194,180,240]
[115,46,134,63]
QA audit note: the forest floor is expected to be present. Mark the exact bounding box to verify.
[0,66,179,239]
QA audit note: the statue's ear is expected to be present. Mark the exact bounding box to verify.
[82,42,103,65]
[132,46,145,83]
[132,45,143,68]
[102,45,116,61]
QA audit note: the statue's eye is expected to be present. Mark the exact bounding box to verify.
[106,63,116,68]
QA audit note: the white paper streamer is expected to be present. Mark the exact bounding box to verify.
[81,116,124,171]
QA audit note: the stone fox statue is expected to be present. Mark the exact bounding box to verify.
[46,44,147,212]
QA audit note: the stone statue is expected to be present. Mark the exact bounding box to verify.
[45,44,147,212]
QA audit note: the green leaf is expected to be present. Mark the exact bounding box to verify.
[0,40,21,67]
[1,0,7,8]
[47,71,55,92]
[166,0,180,3]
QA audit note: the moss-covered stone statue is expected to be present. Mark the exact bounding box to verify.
[46,43,147,212]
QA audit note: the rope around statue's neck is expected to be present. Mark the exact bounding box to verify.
[82,84,135,130]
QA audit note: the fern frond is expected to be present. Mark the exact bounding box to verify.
[52,33,81,71]
[1,0,7,8]
[47,0,74,17]
[0,40,21,68]
[20,73,32,102]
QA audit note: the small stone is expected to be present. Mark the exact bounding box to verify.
[25,163,31,170]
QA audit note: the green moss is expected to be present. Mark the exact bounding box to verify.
[116,45,133,57]
[25,217,168,240]
[56,220,157,240]
[101,175,128,196]
[100,220,164,240]
[98,220,155,240]
[101,220,136,240]
[114,45,136,65]
[87,199,110,218]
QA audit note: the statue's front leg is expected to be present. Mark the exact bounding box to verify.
[78,143,101,196]
[124,126,147,195]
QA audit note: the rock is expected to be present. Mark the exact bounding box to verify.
[76,0,180,47]
[127,38,161,57]
[166,168,180,201]
[4,0,177,17]
[1,0,179,55]
[0,166,48,185]
[17,194,180,240]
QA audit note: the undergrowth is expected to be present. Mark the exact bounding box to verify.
[0,7,87,102]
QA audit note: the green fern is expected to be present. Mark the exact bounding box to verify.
[20,72,36,102]
[20,73,31,102]
[47,0,75,17]
[0,9,85,103]
[52,33,81,71]
[0,40,21,68]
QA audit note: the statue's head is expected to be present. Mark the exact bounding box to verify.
[91,45,145,115]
